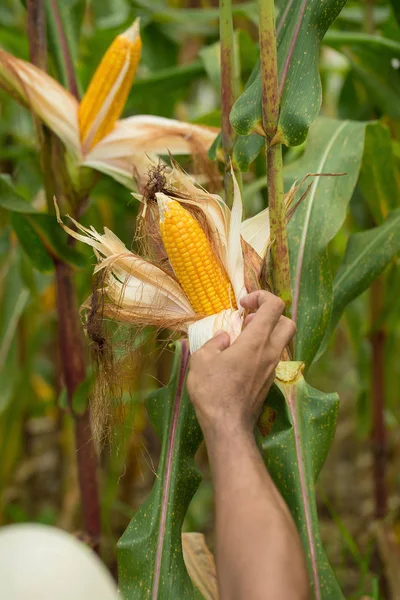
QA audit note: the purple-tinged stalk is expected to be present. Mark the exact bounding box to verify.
[364,0,388,525]
[26,0,54,214]
[26,0,101,549]
[152,340,190,599]
[55,261,101,546]
[49,0,80,98]
[258,0,292,308]
[219,0,240,205]
[27,0,47,70]
[370,277,387,520]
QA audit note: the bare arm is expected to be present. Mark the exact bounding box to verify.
[187,291,310,600]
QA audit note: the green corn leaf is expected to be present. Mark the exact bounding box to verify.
[358,122,398,225]
[389,0,400,27]
[0,176,38,213]
[0,25,30,57]
[0,249,30,413]
[118,341,203,599]
[230,0,347,147]
[233,133,265,172]
[199,42,223,92]
[336,5,390,26]
[11,213,86,272]
[45,0,84,96]
[91,0,130,29]
[132,1,259,35]
[324,31,400,54]
[285,117,366,367]
[316,209,400,362]
[0,275,32,514]
[208,130,264,173]
[12,213,54,273]
[261,363,344,599]
[199,30,256,93]
[131,61,205,95]
[201,32,264,173]
[324,32,400,121]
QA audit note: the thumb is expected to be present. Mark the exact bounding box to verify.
[202,330,231,353]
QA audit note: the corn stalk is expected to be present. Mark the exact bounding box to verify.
[219,0,237,204]
[364,0,388,523]
[26,0,100,550]
[258,0,291,307]
[370,277,387,519]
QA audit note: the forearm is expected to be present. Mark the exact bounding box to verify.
[205,427,309,600]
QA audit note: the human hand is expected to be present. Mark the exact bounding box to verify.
[187,291,296,440]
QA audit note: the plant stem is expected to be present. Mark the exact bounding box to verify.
[27,0,54,214]
[365,0,375,35]
[219,0,238,205]
[370,277,387,520]
[55,260,101,548]
[363,0,387,523]
[258,0,292,306]
[259,0,279,133]
[266,144,291,304]
[27,0,47,70]
[26,0,101,547]
[152,339,190,600]
[49,0,80,98]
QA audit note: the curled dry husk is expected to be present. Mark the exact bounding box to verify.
[0,40,217,189]
[57,163,301,353]
[56,167,336,443]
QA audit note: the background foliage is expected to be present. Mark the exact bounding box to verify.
[1,0,400,598]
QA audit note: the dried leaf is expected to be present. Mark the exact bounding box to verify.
[182,532,219,600]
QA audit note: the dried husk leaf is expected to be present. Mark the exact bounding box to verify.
[0,49,80,159]
[182,533,219,600]
[83,116,218,188]
[241,238,263,293]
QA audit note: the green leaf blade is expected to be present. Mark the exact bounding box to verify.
[286,117,366,366]
[118,342,203,599]
[12,213,87,271]
[358,122,398,223]
[231,0,347,147]
[262,370,344,599]
[11,213,54,273]
[325,33,400,121]
[0,176,38,213]
[317,208,400,360]
[0,249,30,413]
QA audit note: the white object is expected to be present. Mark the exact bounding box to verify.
[0,523,118,600]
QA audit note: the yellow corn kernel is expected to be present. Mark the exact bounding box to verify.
[78,19,142,149]
[158,195,236,316]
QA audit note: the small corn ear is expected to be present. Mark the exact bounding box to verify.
[79,19,142,151]
[157,194,236,316]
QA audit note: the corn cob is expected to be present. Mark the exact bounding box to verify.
[78,20,142,149]
[157,195,236,316]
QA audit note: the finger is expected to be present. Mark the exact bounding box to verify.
[237,291,285,346]
[199,330,231,354]
[240,290,283,312]
[260,369,276,398]
[270,316,296,351]
[244,313,256,327]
